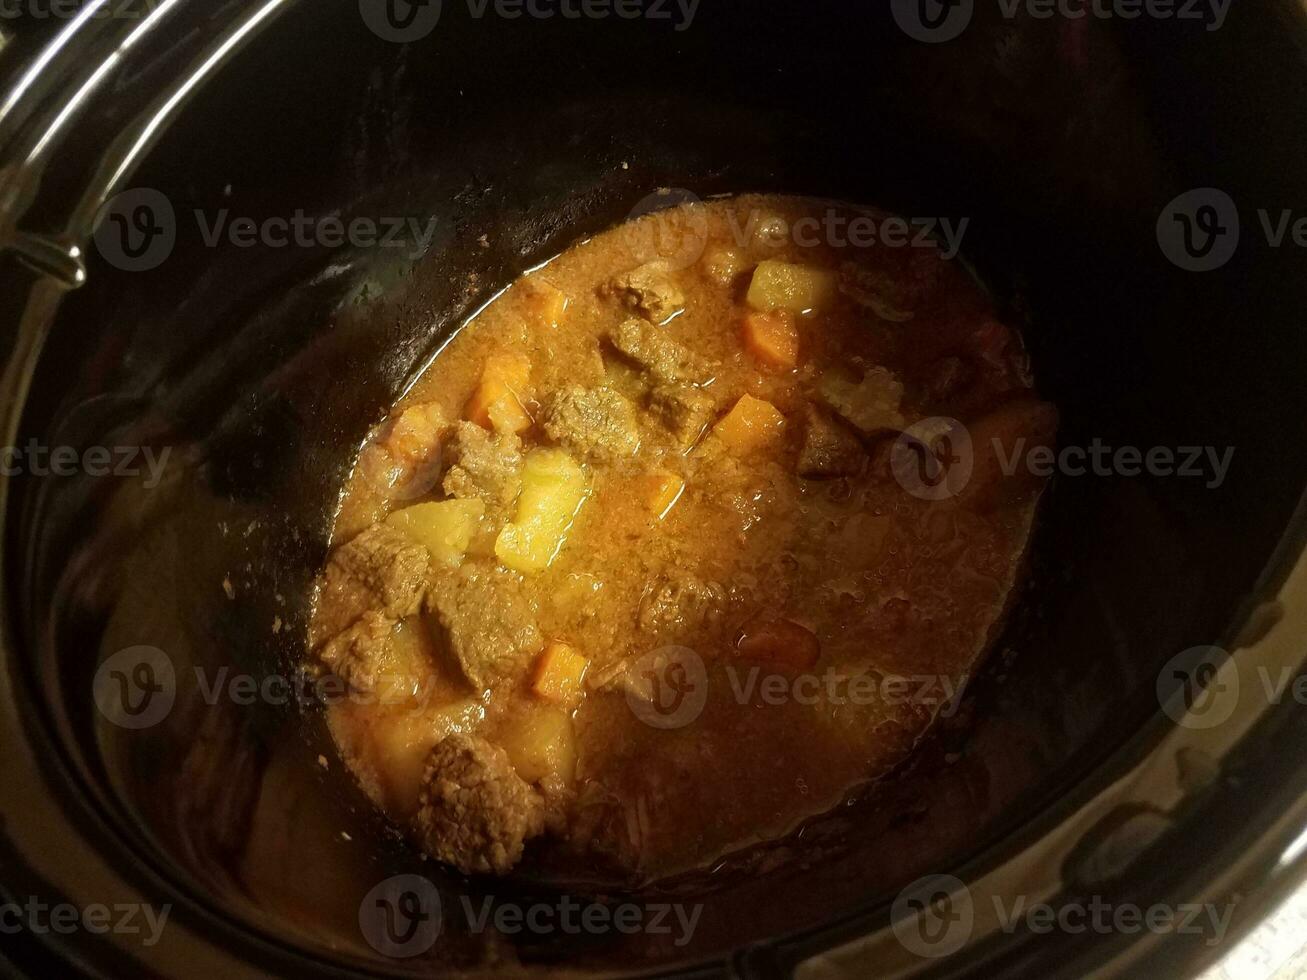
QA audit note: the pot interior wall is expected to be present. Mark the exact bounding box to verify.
[10,1,1307,973]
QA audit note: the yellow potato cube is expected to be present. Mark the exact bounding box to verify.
[386,499,485,566]
[494,449,589,573]
[497,704,576,785]
[747,260,838,315]
[530,642,589,703]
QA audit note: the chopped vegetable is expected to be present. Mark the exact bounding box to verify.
[530,642,589,703]
[494,449,589,573]
[386,499,486,567]
[701,245,748,287]
[746,261,838,315]
[741,309,800,369]
[818,367,905,435]
[466,352,533,434]
[641,470,686,519]
[713,394,787,454]
[735,618,821,672]
[520,278,569,329]
[384,403,446,463]
[498,704,576,784]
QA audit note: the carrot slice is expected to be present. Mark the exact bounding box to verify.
[735,619,821,672]
[741,310,800,369]
[713,395,787,454]
[530,642,589,703]
[466,353,533,433]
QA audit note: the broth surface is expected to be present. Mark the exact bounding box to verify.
[310,194,1054,882]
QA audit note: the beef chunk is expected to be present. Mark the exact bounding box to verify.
[542,385,640,461]
[648,384,714,448]
[415,734,545,875]
[608,318,710,386]
[601,261,685,323]
[442,422,523,511]
[426,560,544,689]
[798,404,866,479]
[317,610,393,691]
[638,569,725,639]
[314,524,430,643]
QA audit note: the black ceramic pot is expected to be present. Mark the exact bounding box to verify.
[3,1,1307,976]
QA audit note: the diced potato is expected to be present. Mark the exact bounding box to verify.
[641,470,686,519]
[735,619,821,673]
[520,278,569,329]
[747,261,838,315]
[466,352,533,434]
[497,704,576,785]
[494,449,589,573]
[530,642,589,703]
[386,499,485,567]
[818,367,906,435]
[370,698,486,816]
[741,310,800,369]
[713,395,787,454]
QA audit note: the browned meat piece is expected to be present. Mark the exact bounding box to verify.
[317,610,392,691]
[608,318,711,386]
[313,524,430,644]
[638,568,725,640]
[542,385,640,461]
[426,559,544,689]
[798,404,866,479]
[817,366,906,436]
[648,384,714,448]
[441,421,523,511]
[414,734,546,875]
[600,261,685,322]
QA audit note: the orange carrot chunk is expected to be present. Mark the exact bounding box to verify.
[713,394,787,454]
[741,310,800,369]
[530,642,589,703]
[465,353,533,434]
[735,619,821,672]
